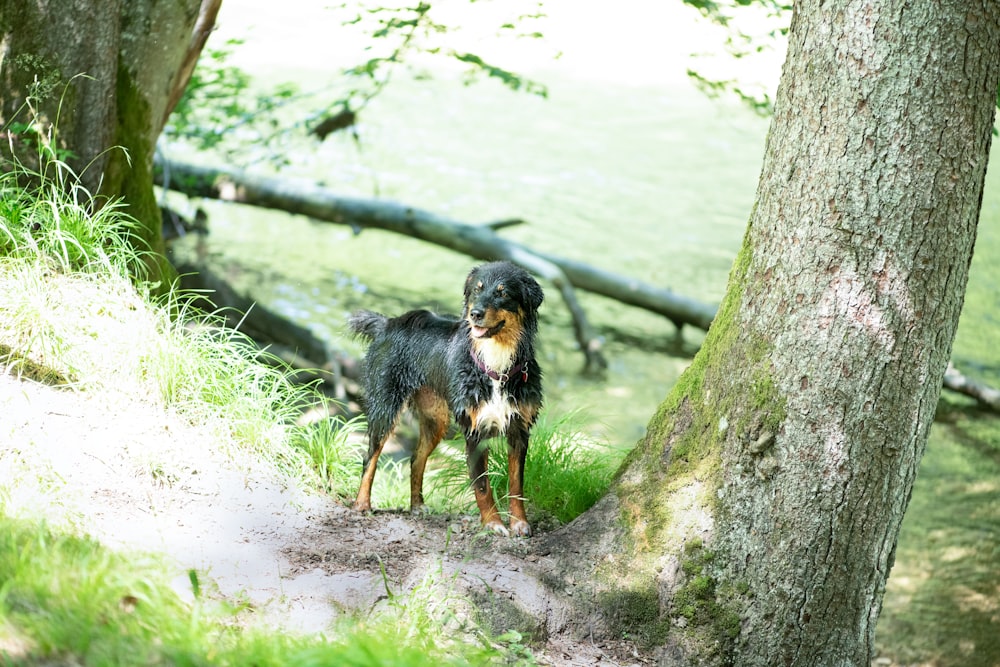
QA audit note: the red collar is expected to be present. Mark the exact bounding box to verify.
[470,350,528,383]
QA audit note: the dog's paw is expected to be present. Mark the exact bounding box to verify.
[352,499,372,512]
[510,519,532,538]
[484,519,510,537]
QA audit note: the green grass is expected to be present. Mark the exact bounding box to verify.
[0,514,202,664]
[521,412,623,524]
[289,414,366,498]
[0,158,149,279]
[0,509,514,666]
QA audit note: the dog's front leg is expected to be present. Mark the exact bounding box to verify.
[506,423,532,537]
[465,433,508,536]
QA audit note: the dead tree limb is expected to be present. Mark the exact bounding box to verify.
[159,158,698,373]
[156,157,719,343]
[163,0,222,128]
[943,362,1000,412]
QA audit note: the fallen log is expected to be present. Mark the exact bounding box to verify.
[154,157,721,371]
[157,158,607,373]
[943,362,1000,412]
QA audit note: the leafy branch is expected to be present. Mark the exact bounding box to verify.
[162,1,550,167]
[683,0,791,115]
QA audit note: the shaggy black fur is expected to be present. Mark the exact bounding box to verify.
[349,261,544,537]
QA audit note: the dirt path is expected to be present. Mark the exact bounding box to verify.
[0,372,643,665]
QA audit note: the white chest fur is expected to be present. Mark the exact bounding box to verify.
[474,337,516,376]
[475,378,517,434]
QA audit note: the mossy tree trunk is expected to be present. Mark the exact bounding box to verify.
[542,2,1000,664]
[0,0,220,288]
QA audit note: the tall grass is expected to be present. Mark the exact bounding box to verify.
[0,157,156,387]
[0,156,149,280]
[289,414,366,497]
[0,156,326,476]
[421,411,624,526]
[521,411,623,523]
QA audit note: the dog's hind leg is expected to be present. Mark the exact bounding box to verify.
[506,422,532,537]
[353,398,403,512]
[465,432,508,536]
[353,430,389,512]
[409,388,449,513]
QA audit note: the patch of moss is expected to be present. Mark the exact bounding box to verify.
[103,60,175,292]
[614,231,787,556]
[672,541,741,662]
[468,588,546,646]
[598,582,671,648]
[603,232,785,661]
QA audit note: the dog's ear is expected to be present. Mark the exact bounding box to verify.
[523,275,544,311]
[464,267,480,299]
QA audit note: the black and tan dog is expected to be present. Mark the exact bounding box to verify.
[348,261,544,537]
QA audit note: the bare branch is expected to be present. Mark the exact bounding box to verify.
[163,0,223,130]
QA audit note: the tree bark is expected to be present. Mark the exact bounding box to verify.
[536,2,1000,665]
[0,0,216,287]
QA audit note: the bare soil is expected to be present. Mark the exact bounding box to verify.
[0,371,645,665]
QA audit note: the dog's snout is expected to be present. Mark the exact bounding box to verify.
[469,306,485,320]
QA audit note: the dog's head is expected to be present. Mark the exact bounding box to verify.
[463,262,543,353]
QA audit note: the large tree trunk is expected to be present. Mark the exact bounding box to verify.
[0,0,220,287]
[540,2,1000,665]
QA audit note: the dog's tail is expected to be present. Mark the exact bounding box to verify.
[348,310,388,342]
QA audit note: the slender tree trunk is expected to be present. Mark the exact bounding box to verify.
[542,2,1000,665]
[0,0,218,287]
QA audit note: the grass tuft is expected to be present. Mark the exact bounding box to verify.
[425,411,624,525]
[522,411,624,523]
[289,414,366,497]
[0,158,150,280]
